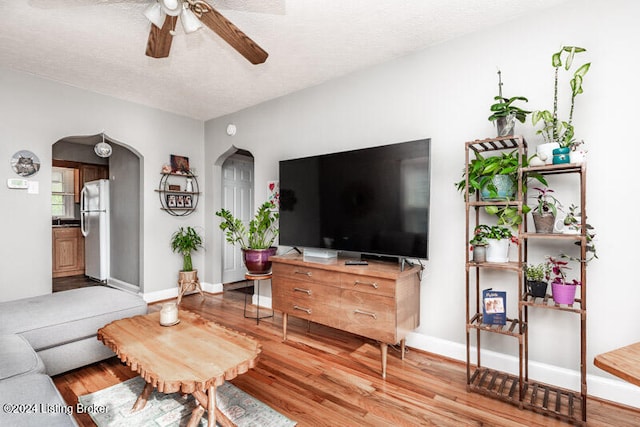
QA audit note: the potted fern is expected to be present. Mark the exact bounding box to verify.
[170,226,204,285]
[215,201,279,274]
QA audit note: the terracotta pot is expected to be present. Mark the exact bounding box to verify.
[242,247,277,274]
[532,212,555,234]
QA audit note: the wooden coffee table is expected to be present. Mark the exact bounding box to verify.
[97,310,261,427]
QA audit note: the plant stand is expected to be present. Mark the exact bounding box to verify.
[243,272,273,325]
[177,270,204,305]
[463,136,588,425]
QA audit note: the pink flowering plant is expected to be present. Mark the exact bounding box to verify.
[546,256,580,286]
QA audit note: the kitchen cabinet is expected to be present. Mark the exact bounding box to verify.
[52,227,85,278]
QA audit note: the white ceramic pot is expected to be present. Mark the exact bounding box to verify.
[486,238,510,263]
[536,142,560,165]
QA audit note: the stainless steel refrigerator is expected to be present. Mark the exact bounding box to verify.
[81,179,110,281]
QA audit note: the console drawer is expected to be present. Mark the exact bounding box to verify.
[272,277,341,303]
[274,294,340,329]
[272,263,339,286]
[340,290,396,343]
[340,273,396,298]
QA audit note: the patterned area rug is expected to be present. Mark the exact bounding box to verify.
[78,376,296,427]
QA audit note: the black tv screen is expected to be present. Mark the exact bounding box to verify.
[278,139,431,259]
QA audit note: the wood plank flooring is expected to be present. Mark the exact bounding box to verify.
[53,291,640,426]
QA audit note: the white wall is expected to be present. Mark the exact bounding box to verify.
[204,0,640,407]
[0,68,205,301]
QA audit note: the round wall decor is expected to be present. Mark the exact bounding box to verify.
[11,150,41,177]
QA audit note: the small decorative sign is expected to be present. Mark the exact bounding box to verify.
[482,288,507,325]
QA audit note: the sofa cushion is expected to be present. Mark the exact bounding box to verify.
[0,286,147,352]
[0,334,45,380]
[0,373,78,426]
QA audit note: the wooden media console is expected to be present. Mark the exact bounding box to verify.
[271,253,421,378]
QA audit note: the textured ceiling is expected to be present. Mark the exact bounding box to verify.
[0,0,569,121]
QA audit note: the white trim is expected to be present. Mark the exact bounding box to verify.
[405,331,640,409]
[141,281,223,303]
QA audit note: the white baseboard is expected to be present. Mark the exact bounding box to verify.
[142,282,222,303]
[405,331,640,409]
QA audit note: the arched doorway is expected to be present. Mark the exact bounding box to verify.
[51,134,143,293]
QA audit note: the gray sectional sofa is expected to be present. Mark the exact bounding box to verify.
[0,286,148,426]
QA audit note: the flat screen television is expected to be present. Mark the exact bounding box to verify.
[278,139,431,260]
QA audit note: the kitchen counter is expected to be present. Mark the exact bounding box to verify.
[52,219,80,228]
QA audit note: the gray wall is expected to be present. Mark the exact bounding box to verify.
[109,143,141,288]
[0,67,204,301]
[204,0,640,407]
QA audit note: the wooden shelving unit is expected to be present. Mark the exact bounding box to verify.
[463,135,588,425]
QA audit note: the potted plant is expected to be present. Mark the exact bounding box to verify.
[215,201,279,274]
[532,46,591,164]
[170,226,204,285]
[559,204,598,263]
[456,151,546,228]
[469,226,489,263]
[546,256,580,304]
[472,225,517,263]
[488,70,531,136]
[455,150,521,201]
[524,262,550,298]
[530,187,561,233]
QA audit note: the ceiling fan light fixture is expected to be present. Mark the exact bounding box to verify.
[94,133,112,158]
[180,4,203,34]
[159,0,183,17]
[143,2,166,28]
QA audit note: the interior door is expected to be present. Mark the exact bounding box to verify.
[221,154,254,283]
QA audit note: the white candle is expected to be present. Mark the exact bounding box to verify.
[160,302,178,325]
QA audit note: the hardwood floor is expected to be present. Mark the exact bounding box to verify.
[53,291,640,426]
[52,275,102,293]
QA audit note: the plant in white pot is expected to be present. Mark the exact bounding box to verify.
[530,187,561,233]
[170,226,204,287]
[472,225,518,263]
[546,256,580,305]
[532,45,591,164]
[215,201,279,274]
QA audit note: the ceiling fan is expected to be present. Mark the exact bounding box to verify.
[143,0,268,64]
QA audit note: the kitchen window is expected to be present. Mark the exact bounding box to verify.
[52,167,76,218]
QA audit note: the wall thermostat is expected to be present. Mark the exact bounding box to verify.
[7,178,29,189]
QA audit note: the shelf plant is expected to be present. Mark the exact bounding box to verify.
[215,201,279,274]
[532,46,591,148]
[488,70,531,136]
[530,187,561,233]
[524,262,550,298]
[456,150,546,228]
[560,204,598,263]
[546,256,580,304]
[471,225,518,263]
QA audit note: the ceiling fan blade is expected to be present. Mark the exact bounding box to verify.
[198,7,268,64]
[145,16,178,58]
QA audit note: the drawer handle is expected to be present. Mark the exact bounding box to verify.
[354,309,377,319]
[354,280,378,289]
[293,287,312,295]
[294,270,312,277]
[293,305,312,314]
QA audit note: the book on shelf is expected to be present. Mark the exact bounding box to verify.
[482,288,506,325]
